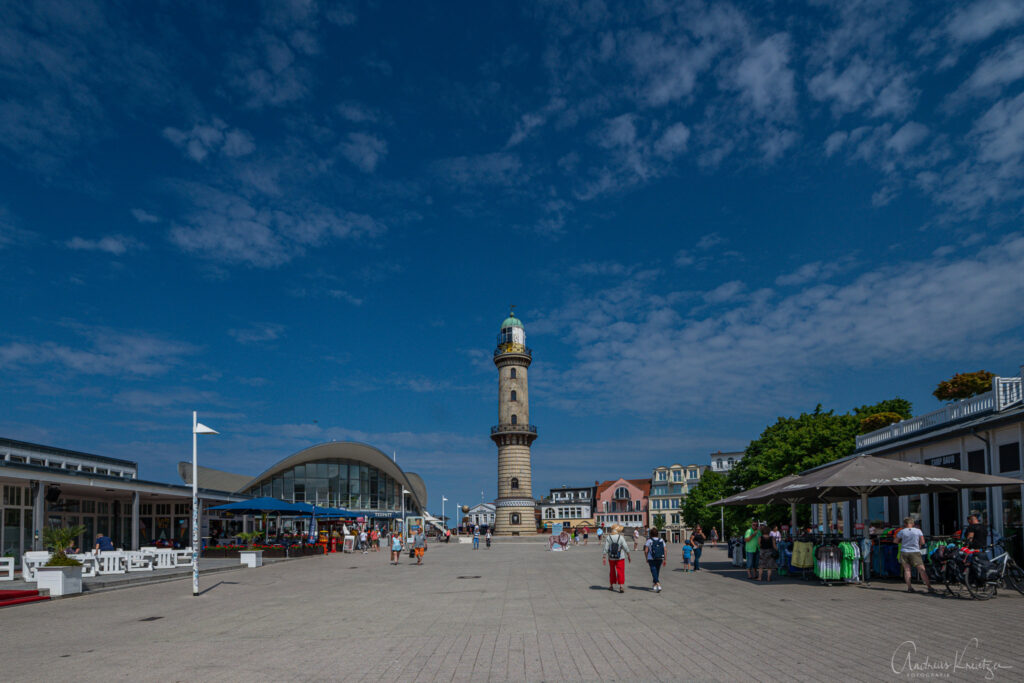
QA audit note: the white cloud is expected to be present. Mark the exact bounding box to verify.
[703,280,745,304]
[535,233,1024,415]
[963,37,1024,94]
[885,121,929,155]
[433,152,523,188]
[824,131,848,156]
[696,232,724,250]
[0,326,198,377]
[336,101,378,123]
[65,234,143,255]
[339,132,387,173]
[162,119,255,162]
[130,208,159,224]
[166,183,386,267]
[228,323,285,344]
[327,289,363,306]
[948,0,1024,43]
[971,91,1024,163]
[654,123,691,158]
[734,33,796,120]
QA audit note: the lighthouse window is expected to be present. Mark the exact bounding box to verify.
[511,513,520,525]
[511,477,519,489]
[510,390,517,402]
[510,414,517,425]
[510,368,516,379]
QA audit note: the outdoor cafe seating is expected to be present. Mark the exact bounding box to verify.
[20,546,195,581]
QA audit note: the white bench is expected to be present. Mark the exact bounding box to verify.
[125,551,154,572]
[0,556,13,581]
[174,548,192,567]
[96,551,126,575]
[68,554,99,578]
[22,551,51,582]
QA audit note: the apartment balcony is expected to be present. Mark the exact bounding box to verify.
[856,371,1023,450]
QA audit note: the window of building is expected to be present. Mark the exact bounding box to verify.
[545,508,554,519]
[510,390,517,402]
[511,477,519,489]
[999,443,1021,473]
[967,449,986,473]
[511,513,520,525]
[671,514,680,524]
[510,414,517,425]
[510,368,516,379]
[727,458,734,467]
[673,470,682,481]
[688,470,698,479]
[657,471,666,481]
[614,487,629,499]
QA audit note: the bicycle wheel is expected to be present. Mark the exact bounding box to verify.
[962,568,997,600]
[1004,561,1024,596]
[943,565,968,598]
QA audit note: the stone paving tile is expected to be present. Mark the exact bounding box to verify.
[4,542,1024,682]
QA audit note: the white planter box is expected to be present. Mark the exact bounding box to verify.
[240,550,263,568]
[36,565,83,596]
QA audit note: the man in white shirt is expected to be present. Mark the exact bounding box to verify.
[359,530,368,554]
[895,517,933,593]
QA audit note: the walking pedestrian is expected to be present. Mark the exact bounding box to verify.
[691,525,705,571]
[744,518,761,580]
[472,525,480,549]
[757,523,777,582]
[602,524,631,593]
[632,527,640,551]
[583,527,589,545]
[709,527,718,547]
[413,528,427,566]
[390,531,403,565]
[359,529,368,554]
[644,528,667,592]
[596,525,604,544]
[682,538,693,571]
[486,530,492,548]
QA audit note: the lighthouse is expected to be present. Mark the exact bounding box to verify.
[490,310,537,535]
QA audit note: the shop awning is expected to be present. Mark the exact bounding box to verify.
[208,497,314,515]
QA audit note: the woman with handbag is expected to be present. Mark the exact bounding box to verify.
[757,522,778,582]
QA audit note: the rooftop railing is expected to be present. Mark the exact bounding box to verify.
[494,346,532,359]
[856,372,1023,450]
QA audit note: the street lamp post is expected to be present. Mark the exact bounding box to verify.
[441,496,448,531]
[401,488,410,542]
[192,411,218,597]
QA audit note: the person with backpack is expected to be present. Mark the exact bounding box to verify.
[602,523,631,593]
[644,528,667,592]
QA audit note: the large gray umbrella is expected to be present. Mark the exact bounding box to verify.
[758,454,1024,543]
[710,475,807,530]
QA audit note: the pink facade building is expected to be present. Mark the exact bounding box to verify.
[594,478,650,529]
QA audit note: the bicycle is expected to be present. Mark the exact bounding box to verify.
[958,547,998,600]
[927,543,995,600]
[985,541,1024,596]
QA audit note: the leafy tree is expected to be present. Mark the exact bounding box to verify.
[859,412,904,434]
[681,470,729,535]
[721,398,913,531]
[853,398,912,419]
[652,514,665,531]
[933,371,995,401]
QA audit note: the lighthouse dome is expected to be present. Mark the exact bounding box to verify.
[496,311,526,352]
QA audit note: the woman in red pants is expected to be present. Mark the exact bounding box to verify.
[602,523,631,593]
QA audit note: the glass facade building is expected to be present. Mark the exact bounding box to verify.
[243,459,404,511]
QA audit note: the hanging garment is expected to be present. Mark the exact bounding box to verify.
[792,541,814,569]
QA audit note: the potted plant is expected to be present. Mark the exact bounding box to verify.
[237,531,264,567]
[37,525,86,596]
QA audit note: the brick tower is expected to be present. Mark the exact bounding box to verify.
[491,310,537,535]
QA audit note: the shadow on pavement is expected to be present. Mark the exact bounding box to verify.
[197,580,238,596]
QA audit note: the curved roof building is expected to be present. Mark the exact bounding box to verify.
[179,441,427,516]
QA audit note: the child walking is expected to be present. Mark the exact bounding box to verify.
[682,538,693,571]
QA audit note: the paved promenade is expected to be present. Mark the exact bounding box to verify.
[4,542,1021,682]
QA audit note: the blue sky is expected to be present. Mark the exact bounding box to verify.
[2,0,1024,516]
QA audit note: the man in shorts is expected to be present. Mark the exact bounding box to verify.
[413,529,427,565]
[743,518,760,579]
[896,517,933,593]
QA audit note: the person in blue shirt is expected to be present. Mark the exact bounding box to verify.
[94,533,115,552]
[682,539,693,571]
[473,525,480,549]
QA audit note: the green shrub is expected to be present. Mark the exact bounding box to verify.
[42,525,85,567]
[859,412,904,434]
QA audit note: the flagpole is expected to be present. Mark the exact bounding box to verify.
[192,411,199,597]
